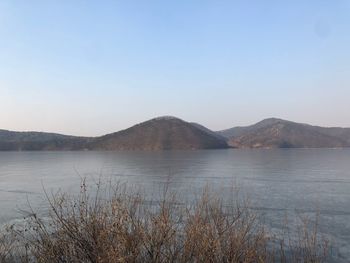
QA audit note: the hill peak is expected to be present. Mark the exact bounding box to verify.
[151,116,182,121]
[257,118,287,125]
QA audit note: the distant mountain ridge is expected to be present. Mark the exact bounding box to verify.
[218,118,350,148]
[0,117,228,151]
[0,129,89,151]
[2,117,350,151]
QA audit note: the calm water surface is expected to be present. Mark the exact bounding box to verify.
[0,149,349,261]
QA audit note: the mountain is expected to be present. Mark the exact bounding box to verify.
[88,116,228,150]
[0,117,228,151]
[218,118,285,139]
[3,117,350,151]
[0,130,89,151]
[218,118,350,148]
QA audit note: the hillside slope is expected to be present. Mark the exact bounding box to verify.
[218,118,350,148]
[0,130,88,150]
[88,117,228,150]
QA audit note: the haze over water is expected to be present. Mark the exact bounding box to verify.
[0,149,349,261]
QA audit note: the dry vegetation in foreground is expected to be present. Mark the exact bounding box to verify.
[0,181,330,263]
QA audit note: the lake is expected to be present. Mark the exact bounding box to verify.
[0,149,349,261]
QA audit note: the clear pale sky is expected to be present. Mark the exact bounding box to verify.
[1,1,349,136]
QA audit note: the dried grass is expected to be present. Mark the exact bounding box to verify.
[1,180,329,263]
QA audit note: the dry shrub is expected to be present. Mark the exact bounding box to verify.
[0,226,19,263]
[277,214,330,263]
[0,231,12,262]
[2,180,329,263]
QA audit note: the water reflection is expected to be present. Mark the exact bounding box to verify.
[0,149,349,260]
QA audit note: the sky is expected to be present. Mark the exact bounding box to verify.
[0,1,349,136]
